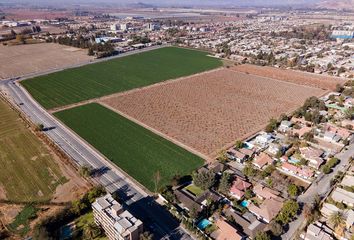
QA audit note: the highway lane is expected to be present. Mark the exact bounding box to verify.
[0,46,194,239]
[2,80,194,240]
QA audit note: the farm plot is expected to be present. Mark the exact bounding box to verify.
[54,103,204,191]
[232,64,344,90]
[0,98,68,202]
[0,43,92,80]
[21,47,222,109]
[101,68,326,158]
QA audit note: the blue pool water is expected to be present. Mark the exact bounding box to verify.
[60,225,73,240]
[244,142,253,149]
[197,219,212,230]
[289,157,300,164]
[240,200,249,207]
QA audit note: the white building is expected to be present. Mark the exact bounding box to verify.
[110,23,119,31]
[120,23,131,31]
[92,194,143,240]
[146,22,160,31]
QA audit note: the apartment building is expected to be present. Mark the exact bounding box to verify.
[92,194,143,240]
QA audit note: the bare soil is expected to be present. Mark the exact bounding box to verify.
[0,43,93,80]
[102,68,326,158]
[51,157,91,203]
[232,64,345,90]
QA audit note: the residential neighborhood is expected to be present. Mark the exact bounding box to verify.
[0,1,353,240]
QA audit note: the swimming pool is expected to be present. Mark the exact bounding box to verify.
[197,219,212,230]
[289,156,300,164]
[240,200,249,207]
[244,142,253,149]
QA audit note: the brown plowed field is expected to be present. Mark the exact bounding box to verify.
[0,43,93,80]
[232,64,344,90]
[101,68,326,158]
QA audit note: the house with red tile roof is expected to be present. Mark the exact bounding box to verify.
[300,147,324,169]
[341,119,354,129]
[253,152,273,169]
[230,177,252,199]
[325,123,352,140]
[281,162,299,174]
[292,126,313,139]
[281,162,314,180]
[291,117,313,126]
[227,148,247,163]
[297,167,314,179]
[239,147,255,157]
[248,198,284,223]
[210,218,243,240]
[253,183,282,200]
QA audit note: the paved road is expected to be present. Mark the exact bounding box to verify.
[0,45,193,240]
[281,144,354,240]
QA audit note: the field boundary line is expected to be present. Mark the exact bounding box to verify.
[5,82,149,198]
[99,102,212,162]
[228,68,332,91]
[11,44,168,84]
[52,112,153,196]
[49,67,224,113]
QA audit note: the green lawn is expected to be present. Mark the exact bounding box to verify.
[22,47,222,109]
[185,184,204,197]
[0,99,66,202]
[54,103,204,191]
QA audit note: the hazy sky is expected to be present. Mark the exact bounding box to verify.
[1,0,321,7]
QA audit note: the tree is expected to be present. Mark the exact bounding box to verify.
[287,184,299,197]
[189,207,199,219]
[87,185,106,203]
[153,170,161,193]
[336,84,344,93]
[344,107,354,120]
[244,189,253,199]
[234,140,244,149]
[276,200,299,224]
[218,172,231,194]
[270,221,283,236]
[140,231,154,240]
[171,174,181,187]
[192,170,216,190]
[265,118,278,133]
[36,123,44,131]
[261,165,275,178]
[217,150,228,163]
[83,223,101,239]
[71,199,87,215]
[243,164,257,178]
[255,232,271,240]
[329,211,345,229]
[79,165,92,178]
[88,47,94,56]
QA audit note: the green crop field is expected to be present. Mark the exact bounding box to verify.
[22,47,222,109]
[54,103,204,191]
[0,99,66,202]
